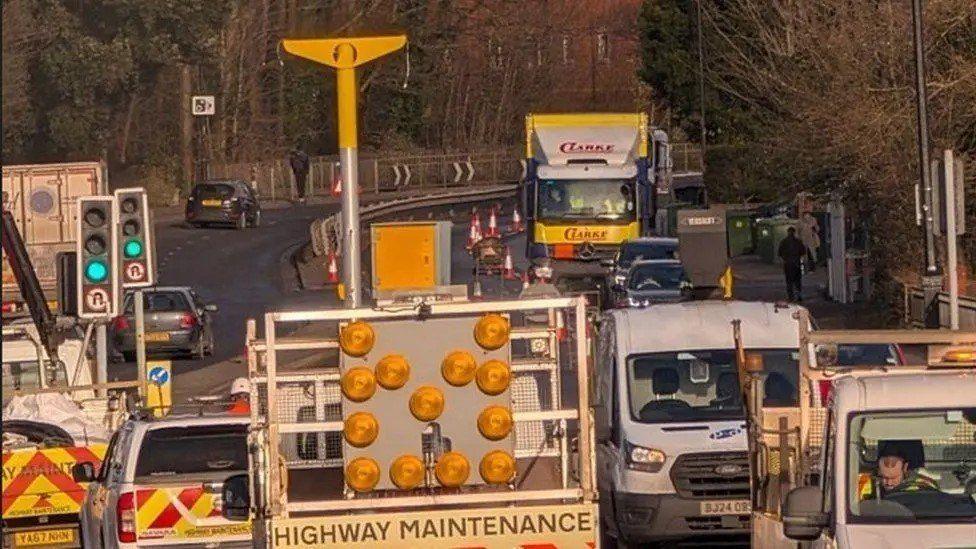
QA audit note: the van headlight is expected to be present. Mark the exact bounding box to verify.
[625,442,666,473]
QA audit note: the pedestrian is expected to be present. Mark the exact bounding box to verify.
[778,227,806,302]
[288,147,310,204]
[798,211,820,271]
[228,377,251,415]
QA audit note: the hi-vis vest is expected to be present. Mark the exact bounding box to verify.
[858,471,939,500]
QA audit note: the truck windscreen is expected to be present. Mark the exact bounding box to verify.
[626,349,799,423]
[848,409,976,522]
[537,179,635,222]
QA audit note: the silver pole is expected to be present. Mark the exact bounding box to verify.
[95,323,108,397]
[135,289,147,399]
[340,147,361,308]
[944,150,959,330]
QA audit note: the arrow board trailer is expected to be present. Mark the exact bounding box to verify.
[227,297,598,548]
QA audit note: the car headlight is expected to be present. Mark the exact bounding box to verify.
[625,442,666,473]
[222,199,233,207]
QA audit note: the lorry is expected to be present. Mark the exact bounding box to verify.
[594,300,806,546]
[2,161,107,316]
[741,314,976,548]
[218,296,599,548]
[521,113,671,290]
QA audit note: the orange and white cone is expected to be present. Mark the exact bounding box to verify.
[327,251,340,283]
[487,206,500,237]
[510,206,524,233]
[503,247,516,280]
[466,209,483,249]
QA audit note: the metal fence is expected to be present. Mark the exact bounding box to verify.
[208,151,522,201]
[207,144,703,201]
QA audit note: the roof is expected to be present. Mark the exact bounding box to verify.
[123,286,191,294]
[832,370,976,412]
[611,300,803,353]
[138,413,250,429]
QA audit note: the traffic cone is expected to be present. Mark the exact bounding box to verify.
[466,210,482,249]
[510,206,524,233]
[502,247,516,280]
[327,251,340,284]
[487,206,500,237]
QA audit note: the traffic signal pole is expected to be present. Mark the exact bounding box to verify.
[282,35,406,308]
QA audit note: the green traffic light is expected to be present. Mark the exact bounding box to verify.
[124,238,143,258]
[85,259,108,283]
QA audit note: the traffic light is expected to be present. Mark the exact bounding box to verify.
[114,188,154,287]
[76,196,119,319]
[338,314,515,492]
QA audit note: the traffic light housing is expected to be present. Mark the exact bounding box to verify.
[76,196,119,319]
[338,314,515,492]
[114,187,154,288]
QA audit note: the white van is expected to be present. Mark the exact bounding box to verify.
[595,300,805,545]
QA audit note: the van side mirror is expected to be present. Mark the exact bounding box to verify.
[71,462,96,483]
[221,473,250,521]
[782,486,828,540]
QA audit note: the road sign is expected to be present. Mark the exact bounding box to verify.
[146,360,172,417]
[191,95,215,116]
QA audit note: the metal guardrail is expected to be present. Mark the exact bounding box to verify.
[905,286,976,329]
[309,184,517,257]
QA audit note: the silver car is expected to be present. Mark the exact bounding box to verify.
[111,287,216,361]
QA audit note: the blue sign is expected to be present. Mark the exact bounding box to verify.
[709,428,742,440]
[148,366,170,386]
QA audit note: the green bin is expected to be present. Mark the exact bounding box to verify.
[726,211,754,257]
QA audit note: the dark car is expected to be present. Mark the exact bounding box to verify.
[185,180,261,229]
[618,259,691,307]
[607,237,679,291]
[111,287,217,361]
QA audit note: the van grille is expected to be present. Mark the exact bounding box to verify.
[670,451,750,499]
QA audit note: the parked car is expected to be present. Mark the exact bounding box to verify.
[617,259,691,307]
[185,180,261,229]
[111,287,216,361]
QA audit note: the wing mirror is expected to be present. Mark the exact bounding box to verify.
[71,462,97,483]
[221,473,250,521]
[204,304,219,313]
[782,486,828,540]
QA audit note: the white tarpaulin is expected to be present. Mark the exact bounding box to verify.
[2,393,110,444]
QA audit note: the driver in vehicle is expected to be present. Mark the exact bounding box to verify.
[859,443,939,500]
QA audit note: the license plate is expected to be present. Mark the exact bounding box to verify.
[13,528,76,547]
[201,199,222,207]
[145,331,171,342]
[700,499,751,516]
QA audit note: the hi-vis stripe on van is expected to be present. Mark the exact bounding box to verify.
[2,445,106,518]
[135,486,251,540]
